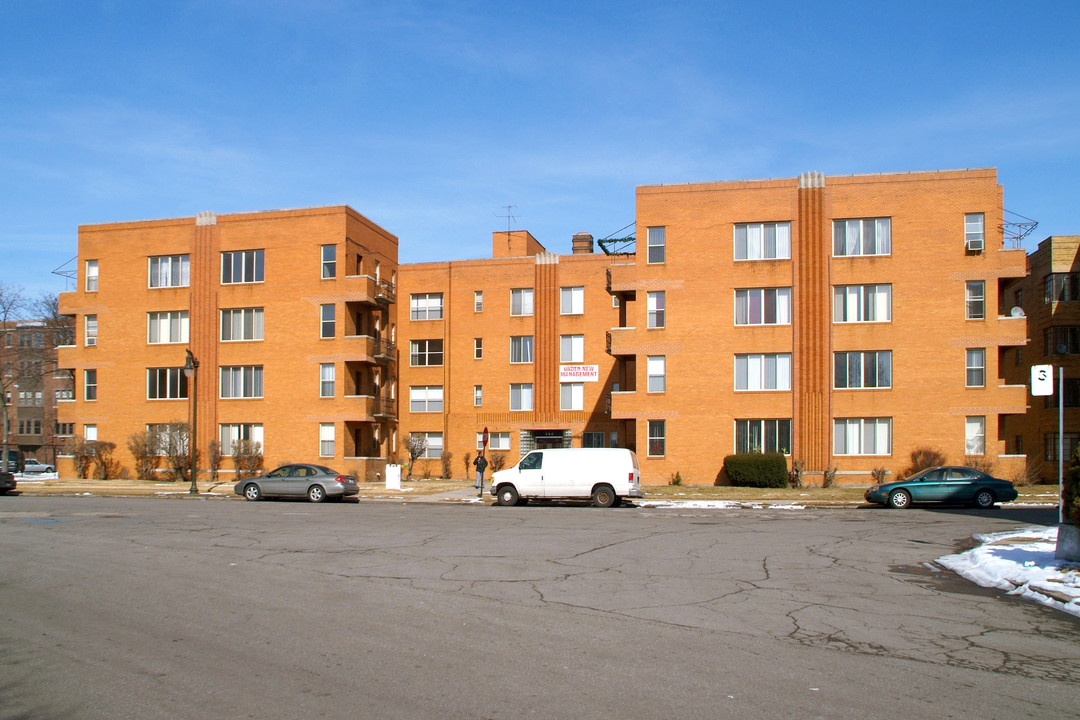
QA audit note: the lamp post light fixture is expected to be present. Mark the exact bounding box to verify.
[183,349,199,495]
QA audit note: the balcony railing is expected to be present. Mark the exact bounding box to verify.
[373,393,396,419]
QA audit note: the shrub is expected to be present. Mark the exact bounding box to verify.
[822,465,837,488]
[871,467,889,484]
[723,453,788,488]
[441,450,453,479]
[463,452,472,479]
[669,471,683,486]
[233,439,264,481]
[207,440,223,482]
[66,435,95,479]
[1065,447,1080,525]
[489,452,508,473]
[92,441,122,479]
[903,447,946,479]
[963,456,995,475]
[127,429,162,480]
[788,459,805,488]
[1011,459,1044,487]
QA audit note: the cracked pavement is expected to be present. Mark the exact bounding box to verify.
[1,497,1076,719]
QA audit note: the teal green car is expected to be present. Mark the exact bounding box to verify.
[865,466,1018,509]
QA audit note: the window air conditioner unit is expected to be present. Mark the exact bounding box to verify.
[86,337,97,346]
[966,237,984,252]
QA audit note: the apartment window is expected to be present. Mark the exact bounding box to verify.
[561,335,584,363]
[834,351,892,389]
[510,288,534,316]
[647,291,666,329]
[510,336,534,364]
[474,338,483,360]
[561,286,584,315]
[220,308,264,341]
[220,424,264,455]
[965,281,985,320]
[833,218,891,257]
[84,425,97,441]
[965,416,986,455]
[474,385,483,407]
[474,291,483,312]
[56,389,74,402]
[648,420,666,456]
[964,213,985,251]
[1044,273,1080,303]
[477,432,510,451]
[510,383,533,411]
[149,255,190,288]
[560,382,584,411]
[735,288,791,325]
[85,315,98,346]
[319,304,335,338]
[966,349,985,387]
[735,419,792,454]
[55,422,74,436]
[582,432,604,448]
[410,293,443,320]
[320,423,335,457]
[410,339,444,366]
[646,227,665,264]
[147,311,189,344]
[647,356,666,393]
[834,418,891,455]
[833,285,891,323]
[220,366,264,398]
[221,249,264,284]
[735,354,791,391]
[735,222,791,260]
[84,369,97,401]
[85,260,98,292]
[418,432,443,459]
[1045,432,1080,462]
[321,244,336,279]
[1045,326,1080,355]
[320,364,335,397]
[409,385,443,413]
[147,367,188,400]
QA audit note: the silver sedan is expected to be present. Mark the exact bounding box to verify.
[234,464,359,503]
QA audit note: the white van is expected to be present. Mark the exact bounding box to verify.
[488,448,643,507]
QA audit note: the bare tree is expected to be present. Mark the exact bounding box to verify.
[0,283,27,473]
[232,439,263,480]
[128,428,163,480]
[403,433,427,480]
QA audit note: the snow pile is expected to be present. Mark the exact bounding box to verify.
[937,526,1080,618]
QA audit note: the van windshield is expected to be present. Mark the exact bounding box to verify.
[519,452,543,471]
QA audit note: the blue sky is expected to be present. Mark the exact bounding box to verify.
[2,1,1078,298]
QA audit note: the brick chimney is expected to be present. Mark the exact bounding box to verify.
[571,232,594,254]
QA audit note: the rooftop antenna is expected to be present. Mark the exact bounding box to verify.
[52,256,77,291]
[496,205,519,250]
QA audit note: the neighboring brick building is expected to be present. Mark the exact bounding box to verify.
[55,168,1039,485]
[1002,235,1080,481]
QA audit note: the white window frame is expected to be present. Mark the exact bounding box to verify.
[510,336,534,364]
[410,293,444,320]
[478,432,511,450]
[834,350,892,389]
[833,418,892,456]
[646,227,665,264]
[647,356,666,393]
[220,249,264,284]
[419,431,443,459]
[965,416,986,455]
[966,348,986,388]
[474,291,483,312]
[149,254,190,288]
[474,338,483,359]
[85,260,98,292]
[735,288,791,325]
[560,334,585,363]
[510,383,533,411]
[965,213,985,252]
[510,288,534,317]
[85,315,97,346]
[966,281,986,320]
[220,307,264,342]
[320,304,335,338]
[410,339,443,367]
[409,385,444,413]
[647,291,665,329]
[320,363,335,398]
[220,423,263,455]
[147,311,189,345]
[833,218,892,257]
[560,382,584,411]
[647,420,666,456]
[560,286,585,315]
[147,367,188,400]
[833,285,891,323]
[735,222,791,261]
[735,354,791,391]
[84,369,97,401]
[321,244,336,279]
[220,365,264,399]
[474,385,483,407]
[735,419,792,454]
[320,423,335,457]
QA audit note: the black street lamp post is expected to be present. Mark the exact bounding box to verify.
[183,349,199,495]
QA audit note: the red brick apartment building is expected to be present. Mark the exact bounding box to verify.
[2,319,74,466]
[56,168,1037,485]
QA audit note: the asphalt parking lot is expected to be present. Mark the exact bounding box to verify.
[1,496,1076,719]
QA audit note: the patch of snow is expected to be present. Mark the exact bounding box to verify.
[937,526,1080,618]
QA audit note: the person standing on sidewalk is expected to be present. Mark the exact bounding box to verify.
[473,452,488,496]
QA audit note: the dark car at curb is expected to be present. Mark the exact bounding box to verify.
[0,472,15,495]
[865,465,1018,509]
[234,464,359,503]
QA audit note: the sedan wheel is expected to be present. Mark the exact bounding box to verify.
[888,489,911,509]
[974,489,996,509]
[307,485,326,503]
[243,484,262,501]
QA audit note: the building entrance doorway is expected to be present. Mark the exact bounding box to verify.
[533,431,569,450]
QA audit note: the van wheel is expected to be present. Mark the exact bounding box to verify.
[497,485,519,506]
[591,485,616,508]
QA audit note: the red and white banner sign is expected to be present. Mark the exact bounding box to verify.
[559,364,599,382]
